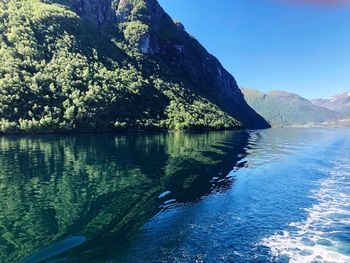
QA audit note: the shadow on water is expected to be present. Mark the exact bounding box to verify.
[0,131,252,262]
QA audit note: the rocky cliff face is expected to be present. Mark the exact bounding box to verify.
[70,0,118,27]
[49,0,269,129]
[58,0,163,28]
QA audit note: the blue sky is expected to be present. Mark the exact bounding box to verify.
[158,0,350,99]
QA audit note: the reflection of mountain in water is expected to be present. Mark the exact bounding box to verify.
[0,131,250,262]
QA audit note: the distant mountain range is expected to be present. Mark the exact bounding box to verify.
[241,88,349,127]
[311,92,350,114]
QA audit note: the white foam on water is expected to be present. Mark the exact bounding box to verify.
[261,159,350,263]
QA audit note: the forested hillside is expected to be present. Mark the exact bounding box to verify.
[0,0,269,133]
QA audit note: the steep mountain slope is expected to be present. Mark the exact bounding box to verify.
[242,88,346,127]
[311,92,350,114]
[0,0,269,133]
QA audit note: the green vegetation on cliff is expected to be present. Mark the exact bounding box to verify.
[0,0,269,133]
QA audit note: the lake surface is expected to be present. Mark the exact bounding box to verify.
[0,129,349,262]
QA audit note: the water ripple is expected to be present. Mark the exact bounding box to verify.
[261,158,350,263]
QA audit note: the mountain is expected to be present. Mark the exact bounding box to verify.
[311,92,350,114]
[0,0,269,133]
[241,88,347,127]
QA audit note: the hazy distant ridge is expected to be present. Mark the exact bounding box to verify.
[241,88,348,127]
[311,92,350,114]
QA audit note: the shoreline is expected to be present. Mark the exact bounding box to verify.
[2,126,350,137]
[0,127,249,137]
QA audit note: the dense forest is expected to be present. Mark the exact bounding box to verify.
[0,0,268,133]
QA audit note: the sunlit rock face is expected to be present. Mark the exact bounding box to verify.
[67,0,126,26]
[54,0,163,54]
[62,0,164,27]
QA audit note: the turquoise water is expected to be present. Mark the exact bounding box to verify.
[0,129,349,262]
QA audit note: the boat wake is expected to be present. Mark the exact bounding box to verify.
[261,159,350,263]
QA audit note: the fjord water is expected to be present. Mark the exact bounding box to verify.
[0,129,349,262]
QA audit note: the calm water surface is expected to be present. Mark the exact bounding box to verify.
[0,129,349,262]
